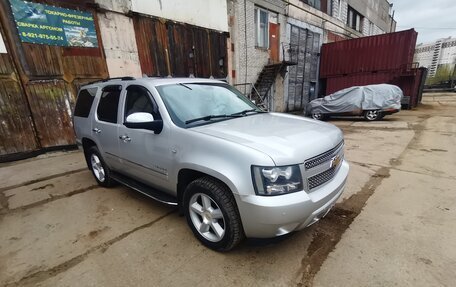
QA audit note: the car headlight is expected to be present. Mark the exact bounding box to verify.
[252,165,303,196]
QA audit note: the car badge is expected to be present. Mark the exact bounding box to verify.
[330,155,341,168]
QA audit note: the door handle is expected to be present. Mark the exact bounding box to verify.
[92,128,101,133]
[119,135,131,142]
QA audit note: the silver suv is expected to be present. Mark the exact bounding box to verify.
[73,77,349,251]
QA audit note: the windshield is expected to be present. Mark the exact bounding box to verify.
[156,83,262,127]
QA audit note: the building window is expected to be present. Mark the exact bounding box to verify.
[254,7,269,49]
[301,0,321,10]
[347,6,363,32]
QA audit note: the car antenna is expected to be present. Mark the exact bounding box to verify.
[179,83,192,90]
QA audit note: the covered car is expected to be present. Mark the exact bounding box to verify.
[307,84,403,121]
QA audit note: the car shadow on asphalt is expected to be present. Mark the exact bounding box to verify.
[244,233,295,247]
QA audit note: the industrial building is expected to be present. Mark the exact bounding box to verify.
[228,0,396,112]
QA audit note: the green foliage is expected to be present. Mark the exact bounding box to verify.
[426,64,455,85]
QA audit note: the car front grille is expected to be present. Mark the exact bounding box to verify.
[308,165,338,190]
[304,141,344,170]
[304,141,344,191]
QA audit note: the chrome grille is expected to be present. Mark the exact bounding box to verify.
[308,165,338,190]
[304,141,344,170]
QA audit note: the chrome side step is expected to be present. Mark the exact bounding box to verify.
[111,172,178,206]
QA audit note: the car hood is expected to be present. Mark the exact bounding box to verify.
[192,113,344,165]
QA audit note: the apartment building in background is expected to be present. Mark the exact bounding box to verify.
[414,37,456,78]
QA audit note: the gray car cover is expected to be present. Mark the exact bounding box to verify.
[308,84,403,114]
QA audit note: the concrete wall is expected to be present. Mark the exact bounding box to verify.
[96,0,131,13]
[347,0,392,33]
[98,12,142,78]
[131,0,229,32]
[287,0,361,40]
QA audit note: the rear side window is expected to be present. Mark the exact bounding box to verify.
[97,85,122,123]
[74,88,97,118]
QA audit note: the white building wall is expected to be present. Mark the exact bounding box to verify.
[131,0,229,32]
[340,0,348,24]
[362,19,370,36]
[440,44,456,65]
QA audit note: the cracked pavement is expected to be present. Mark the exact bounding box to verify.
[0,93,455,287]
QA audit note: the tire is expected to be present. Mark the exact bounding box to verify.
[183,177,244,251]
[311,110,325,121]
[364,110,381,121]
[86,146,115,187]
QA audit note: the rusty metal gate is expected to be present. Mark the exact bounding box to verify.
[0,0,108,161]
[287,25,320,111]
[133,15,228,78]
[0,29,38,155]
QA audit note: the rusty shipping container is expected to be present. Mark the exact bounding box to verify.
[320,29,418,78]
[319,29,426,109]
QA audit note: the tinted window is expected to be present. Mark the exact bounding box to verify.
[74,88,97,118]
[97,85,121,123]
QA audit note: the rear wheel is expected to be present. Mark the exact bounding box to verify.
[183,177,244,251]
[364,110,381,121]
[87,146,115,187]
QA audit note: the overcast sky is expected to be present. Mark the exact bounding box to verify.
[390,0,456,44]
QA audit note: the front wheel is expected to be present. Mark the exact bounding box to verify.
[183,177,244,251]
[364,110,381,121]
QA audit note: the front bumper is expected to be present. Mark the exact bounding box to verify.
[235,160,349,238]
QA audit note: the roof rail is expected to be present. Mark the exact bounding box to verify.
[84,77,135,86]
[102,77,135,82]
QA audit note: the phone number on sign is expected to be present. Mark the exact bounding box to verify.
[21,32,64,41]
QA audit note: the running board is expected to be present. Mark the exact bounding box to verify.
[111,172,178,206]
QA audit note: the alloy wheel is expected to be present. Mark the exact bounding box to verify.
[312,111,323,120]
[365,110,379,121]
[189,193,226,242]
[90,154,106,182]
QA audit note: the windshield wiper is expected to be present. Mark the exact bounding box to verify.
[229,108,267,116]
[185,114,242,124]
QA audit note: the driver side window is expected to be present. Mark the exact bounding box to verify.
[124,86,159,121]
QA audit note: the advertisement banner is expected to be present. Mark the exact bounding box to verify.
[10,0,98,48]
[0,33,6,53]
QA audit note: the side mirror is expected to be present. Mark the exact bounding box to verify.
[124,112,163,134]
[126,112,154,123]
